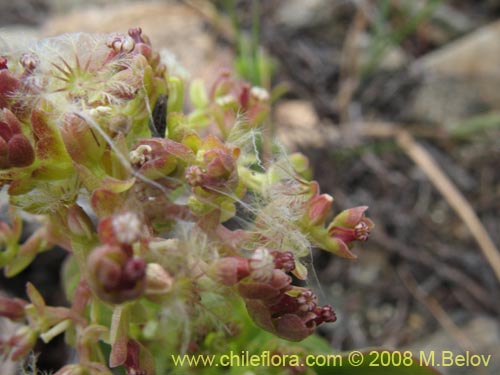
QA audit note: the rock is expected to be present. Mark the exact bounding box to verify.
[410,20,500,126]
[274,100,339,150]
[416,20,500,78]
[407,316,500,374]
[275,0,336,30]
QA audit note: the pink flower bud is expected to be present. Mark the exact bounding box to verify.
[271,250,296,272]
[210,257,250,286]
[329,206,370,229]
[145,263,173,301]
[307,193,333,226]
[0,295,27,321]
[8,326,37,361]
[106,33,135,53]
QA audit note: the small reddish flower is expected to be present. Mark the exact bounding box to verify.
[87,244,146,304]
[327,206,374,246]
[130,138,193,180]
[245,286,336,342]
[187,135,239,193]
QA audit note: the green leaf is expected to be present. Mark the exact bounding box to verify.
[167,76,184,114]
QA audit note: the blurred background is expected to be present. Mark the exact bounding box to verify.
[1,0,499,374]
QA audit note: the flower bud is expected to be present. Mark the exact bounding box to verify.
[0,136,9,168]
[238,269,291,301]
[20,53,38,73]
[122,258,146,287]
[0,70,21,109]
[106,33,135,53]
[250,86,270,102]
[0,295,26,321]
[145,263,173,301]
[0,56,7,70]
[307,194,333,226]
[87,245,146,304]
[7,134,35,167]
[271,250,295,273]
[329,206,371,229]
[209,257,250,286]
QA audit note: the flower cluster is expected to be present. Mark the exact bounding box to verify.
[211,248,336,341]
[0,28,372,374]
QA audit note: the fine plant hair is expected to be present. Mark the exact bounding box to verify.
[0,29,374,374]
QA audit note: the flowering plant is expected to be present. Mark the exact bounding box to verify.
[0,28,380,374]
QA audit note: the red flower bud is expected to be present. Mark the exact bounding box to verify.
[0,136,9,168]
[0,56,7,70]
[271,250,296,273]
[0,70,21,108]
[7,134,35,167]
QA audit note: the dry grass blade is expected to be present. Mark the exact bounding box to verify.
[356,122,500,283]
[395,129,500,283]
[354,121,500,283]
